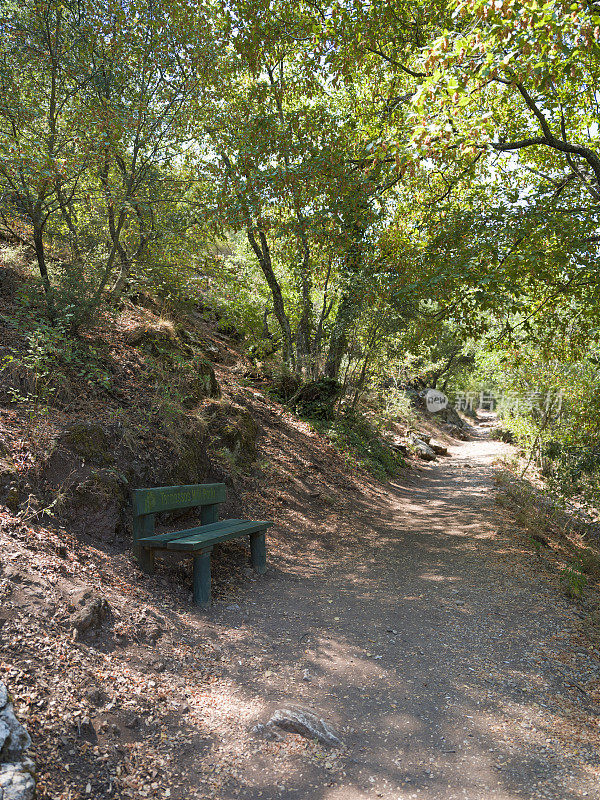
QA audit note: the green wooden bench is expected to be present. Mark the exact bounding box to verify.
[131,483,273,608]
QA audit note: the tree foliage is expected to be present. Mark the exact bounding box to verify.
[1,0,600,471]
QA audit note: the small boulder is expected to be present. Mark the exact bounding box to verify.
[0,693,31,762]
[124,714,141,730]
[85,687,107,707]
[290,378,341,421]
[0,758,36,800]
[266,707,342,748]
[66,469,128,542]
[140,623,163,644]
[441,423,469,441]
[71,595,111,636]
[492,427,514,443]
[0,455,18,492]
[386,436,410,456]
[429,439,448,456]
[42,423,115,491]
[136,610,164,644]
[4,486,20,512]
[202,343,222,363]
[60,421,113,464]
[0,441,19,510]
[251,723,284,742]
[0,682,35,800]
[125,321,179,350]
[439,405,467,429]
[202,401,259,467]
[410,436,436,461]
[127,320,199,370]
[180,358,221,408]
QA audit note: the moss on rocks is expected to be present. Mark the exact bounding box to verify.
[163,416,211,486]
[180,358,221,408]
[290,378,341,420]
[75,469,128,503]
[201,401,259,469]
[171,437,210,485]
[0,443,20,510]
[61,422,113,464]
[4,485,20,512]
[126,321,194,366]
[126,320,178,348]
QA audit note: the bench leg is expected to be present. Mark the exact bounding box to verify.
[193,548,212,609]
[137,547,155,574]
[250,531,267,575]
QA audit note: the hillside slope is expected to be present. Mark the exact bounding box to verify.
[0,254,472,800]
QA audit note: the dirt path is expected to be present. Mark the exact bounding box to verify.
[199,429,600,800]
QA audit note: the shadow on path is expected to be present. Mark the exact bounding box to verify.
[192,433,600,799]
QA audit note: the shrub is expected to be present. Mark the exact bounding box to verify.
[315,412,405,479]
[290,377,341,421]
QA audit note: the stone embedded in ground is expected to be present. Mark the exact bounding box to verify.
[68,468,128,542]
[439,405,467,428]
[0,683,35,800]
[442,423,469,441]
[59,421,113,463]
[429,439,448,456]
[138,621,163,643]
[251,723,284,742]
[136,608,165,644]
[409,436,437,461]
[70,596,111,635]
[0,759,36,800]
[125,321,181,351]
[388,436,410,456]
[0,693,31,763]
[202,400,259,467]
[267,707,342,748]
[179,358,221,407]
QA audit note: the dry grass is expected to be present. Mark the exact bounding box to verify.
[494,468,600,604]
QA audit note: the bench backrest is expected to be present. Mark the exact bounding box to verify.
[132,483,227,516]
[132,483,227,548]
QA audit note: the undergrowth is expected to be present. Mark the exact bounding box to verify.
[495,468,600,606]
[313,412,405,480]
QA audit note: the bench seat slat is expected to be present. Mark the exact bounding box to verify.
[138,519,245,548]
[167,520,273,551]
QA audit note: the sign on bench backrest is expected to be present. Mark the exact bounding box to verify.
[132,483,227,516]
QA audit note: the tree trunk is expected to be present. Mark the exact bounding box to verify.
[293,221,313,375]
[247,227,295,370]
[110,260,131,303]
[324,294,358,379]
[32,220,55,322]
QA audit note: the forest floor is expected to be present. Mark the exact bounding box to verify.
[4,413,600,800]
